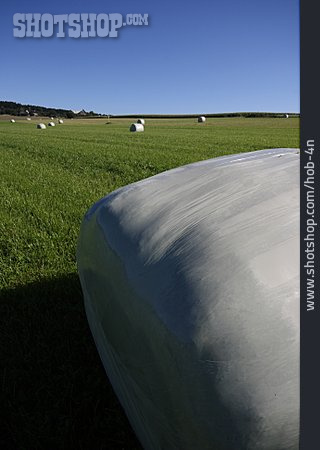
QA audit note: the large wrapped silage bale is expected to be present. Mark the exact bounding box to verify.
[77,148,299,450]
[130,123,144,132]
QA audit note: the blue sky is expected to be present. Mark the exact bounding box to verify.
[0,0,299,114]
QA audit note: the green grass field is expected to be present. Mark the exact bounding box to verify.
[0,117,299,449]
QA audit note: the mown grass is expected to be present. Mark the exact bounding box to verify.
[0,117,299,449]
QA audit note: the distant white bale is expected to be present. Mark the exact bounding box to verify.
[130,123,144,132]
[137,118,145,125]
[50,117,54,120]
[286,114,289,118]
[27,117,31,121]
[48,122,55,127]
[77,148,299,450]
[198,116,206,122]
[10,119,15,123]
[58,119,64,124]
[37,123,46,129]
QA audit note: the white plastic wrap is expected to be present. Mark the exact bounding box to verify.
[130,123,144,132]
[77,148,299,450]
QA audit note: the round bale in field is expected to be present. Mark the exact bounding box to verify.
[48,122,55,127]
[198,116,206,122]
[137,118,145,125]
[27,117,31,121]
[77,148,299,450]
[286,114,289,118]
[37,123,46,129]
[58,119,64,124]
[10,119,15,123]
[130,123,144,132]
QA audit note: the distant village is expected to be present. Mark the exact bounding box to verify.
[0,101,104,118]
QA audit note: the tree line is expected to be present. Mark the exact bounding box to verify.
[0,101,99,118]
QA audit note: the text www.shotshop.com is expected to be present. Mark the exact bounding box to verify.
[304,140,316,311]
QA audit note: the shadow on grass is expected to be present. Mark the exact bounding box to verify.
[0,274,142,450]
